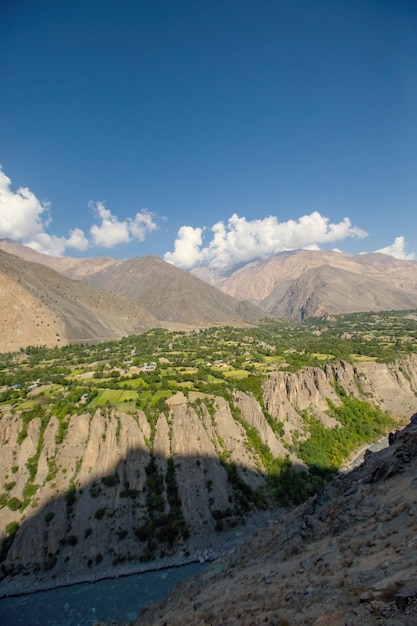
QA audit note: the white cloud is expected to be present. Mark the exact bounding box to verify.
[0,168,157,256]
[26,228,90,256]
[0,168,51,241]
[129,212,158,241]
[375,236,416,261]
[164,211,368,271]
[66,227,89,251]
[89,201,130,247]
[0,168,89,255]
[164,225,204,267]
[89,201,157,248]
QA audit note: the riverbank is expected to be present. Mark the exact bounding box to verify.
[340,434,389,473]
[0,553,208,599]
[0,562,211,626]
[0,508,278,599]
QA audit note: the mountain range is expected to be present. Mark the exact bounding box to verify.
[1,239,417,351]
[0,241,265,352]
[215,249,417,320]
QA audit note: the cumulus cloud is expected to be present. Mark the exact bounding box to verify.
[375,236,416,261]
[0,168,51,241]
[0,168,157,256]
[66,227,89,251]
[22,228,90,257]
[164,225,204,267]
[0,168,89,255]
[164,211,368,271]
[89,201,157,248]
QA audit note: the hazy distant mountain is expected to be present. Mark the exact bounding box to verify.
[0,238,120,279]
[271,264,417,321]
[3,240,417,325]
[0,249,158,352]
[217,249,417,320]
[82,254,266,325]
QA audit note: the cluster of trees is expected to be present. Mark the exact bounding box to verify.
[135,456,189,561]
[297,393,394,473]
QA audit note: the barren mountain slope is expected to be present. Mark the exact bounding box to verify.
[218,250,358,301]
[218,250,417,318]
[0,242,266,326]
[82,254,266,324]
[135,417,417,626]
[355,252,417,291]
[0,239,120,279]
[0,250,158,351]
[4,241,417,323]
[270,264,417,321]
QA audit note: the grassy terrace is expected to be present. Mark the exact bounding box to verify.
[0,310,416,418]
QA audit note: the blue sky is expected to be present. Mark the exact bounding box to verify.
[1,0,416,272]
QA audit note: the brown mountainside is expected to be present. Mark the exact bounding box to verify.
[3,241,417,324]
[218,249,417,319]
[0,250,158,351]
[82,254,266,325]
[271,264,417,321]
[0,241,266,328]
[0,238,120,279]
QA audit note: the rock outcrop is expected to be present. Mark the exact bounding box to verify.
[135,417,417,626]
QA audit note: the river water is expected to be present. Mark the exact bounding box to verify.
[0,562,206,626]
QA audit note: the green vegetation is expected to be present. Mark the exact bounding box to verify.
[297,393,394,474]
[7,497,22,511]
[0,309,415,518]
[136,456,189,560]
[5,521,19,537]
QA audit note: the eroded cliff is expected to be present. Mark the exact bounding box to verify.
[1,355,416,595]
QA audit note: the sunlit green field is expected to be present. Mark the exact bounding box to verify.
[223,369,249,379]
[89,389,138,407]
[119,377,147,389]
[263,355,285,363]
[350,354,377,362]
[310,353,335,360]
[14,399,37,410]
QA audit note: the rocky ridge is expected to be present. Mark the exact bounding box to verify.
[135,416,417,626]
[3,241,417,328]
[0,245,266,352]
[0,249,159,351]
[81,254,266,326]
[217,250,417,320]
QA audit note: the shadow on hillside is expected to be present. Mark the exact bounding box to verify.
[0,442,303,595]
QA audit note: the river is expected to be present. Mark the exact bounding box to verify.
[341,435,389,472]
[0,562,207,626]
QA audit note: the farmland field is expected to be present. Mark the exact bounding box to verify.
[89,389,138,407]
